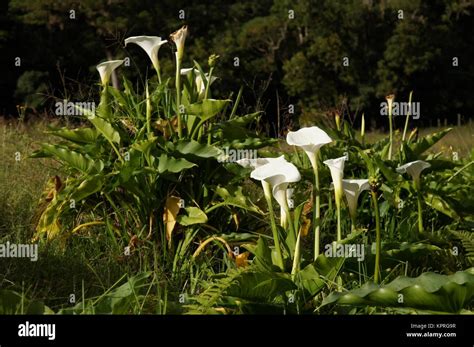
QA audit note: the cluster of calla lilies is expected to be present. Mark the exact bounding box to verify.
[93,26,432,283]
[237,126,431,282]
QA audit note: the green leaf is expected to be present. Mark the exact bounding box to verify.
[425,193,460,219]
[47,127,99,144]
[87,114,121,144]
[213,186,261,213]
[409,128,452,158]
[225,270,296,302]
[322,268,474,313]
[40,144,103,173]
[70,175,105,202]
[297,255,345,298]
[157,154,196,174]
[186,99,230,121]
[177,207,208,226]
[169,139,222,159]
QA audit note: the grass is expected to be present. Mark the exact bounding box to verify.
[1,117,473,312]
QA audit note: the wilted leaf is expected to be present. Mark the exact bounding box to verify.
[163,196,181,247]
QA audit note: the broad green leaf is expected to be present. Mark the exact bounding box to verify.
[47,127,99,144]
[225,270,296,302]
[186,99,230,121]
[84,108,121,144]
[425,193,459,219]
[70,175,105,202]
[158,154,196,173]
[213,186,261,213]
[41,144,103,173]
[410,128,452,158]
[169,139,222,158]
[322,268,474,313]
[177,207,208,226]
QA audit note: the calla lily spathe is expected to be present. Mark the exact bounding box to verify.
[324,156,347,241]
[125,36,167,73]
[181,68,218,98]
[287,126,332,259]
[96,60,124,86]
[342,179,370,219]
[286,126,332,170]
[170,25,188,60]
[324,156,346,201]
[396,160,431,187]
[249,156,301,228]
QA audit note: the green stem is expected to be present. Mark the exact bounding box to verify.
[263,183,284,270]
[388,104,393,160]
[371,191,381,284]
[155,62,162,85]
[401,91,413,144]
[204,67,214,100]
[336,198,342,242]
[312,158,321,260]
[175,54,182,138]
[417,192,424,234]
[146,83,151,134]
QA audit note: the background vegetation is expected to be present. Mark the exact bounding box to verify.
[1,0,473,132]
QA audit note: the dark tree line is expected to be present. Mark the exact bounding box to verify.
[1,0,473,131]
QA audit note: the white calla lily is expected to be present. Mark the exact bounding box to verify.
[286,126,332,170]
[397,160,431,234]
[396,160,431,187]
[250,157,301,229]
[324,156,346,202]
[96,60,124,86]
[125,36,167,79]
[342,179,370,220]
[171,26,188,138]
[286,126,332,259]
[324,156,347,241]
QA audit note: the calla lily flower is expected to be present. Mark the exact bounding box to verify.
[324,157,346,202]
[181,68,218,98]
[286,126,332,170]
[250,156,301,229]
[342,179,370,220]
[170,25,188,61]
[396,160,431,188]
[324,156,347,241]
[125,36,167,75]
[287,126,332,259]
[96,60,124,86]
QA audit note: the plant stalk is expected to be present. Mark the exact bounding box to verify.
[371,190,381,284]
[263,183,284,270]
[175,53,183,138]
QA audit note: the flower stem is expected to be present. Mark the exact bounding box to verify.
[401,91,413,144]
[175,53,182,138]
[204,67,214,100]
[388,104,393,160]
[311,155,321,260]
[263,183,284,270]
[146,82,151,134]
[371,191,381,284]
[336,198,342,242]
[417,192,424,234]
